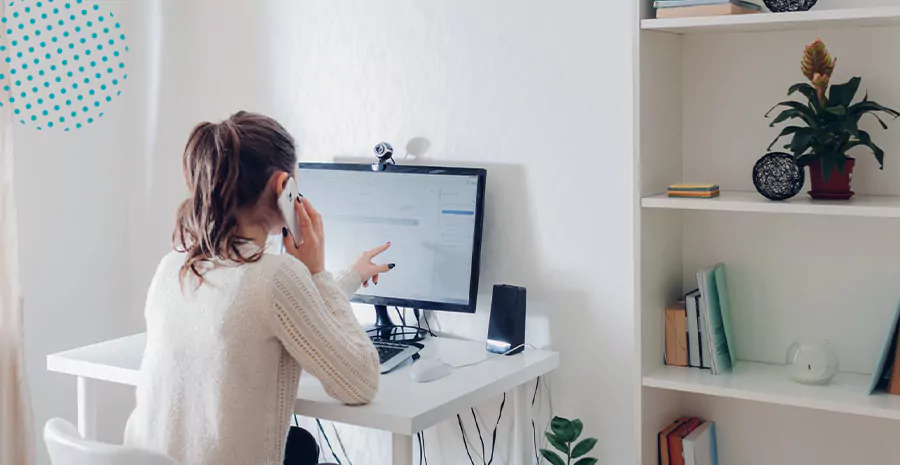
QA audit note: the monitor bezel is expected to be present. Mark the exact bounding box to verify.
[297,162,487,314]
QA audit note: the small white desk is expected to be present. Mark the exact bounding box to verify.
[47,333,558,465]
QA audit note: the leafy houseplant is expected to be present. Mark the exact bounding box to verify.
[766,38,899,199]
[540,416,598,465]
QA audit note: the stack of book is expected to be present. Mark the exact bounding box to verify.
[667,184,720,199]
[654,0,762,19]
[664,263,736,375]
[659,418,718,465]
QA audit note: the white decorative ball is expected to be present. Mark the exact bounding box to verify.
[785,339,839,385]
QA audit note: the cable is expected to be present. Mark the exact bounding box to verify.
[451,343,536,369]
[394,307,407,326]
[417,433,424,465]
[293,414,299,427]
[421,431,428,465]
[471,408,487,465]
[331,423,353,465]
[366,324,436,340]
[531,378,540,465]
[486,393,506,465]
[457,414,478,465]
[316,419,342,465]
[423,311,432,334]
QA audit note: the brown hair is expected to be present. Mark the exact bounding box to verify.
[173,111,296,285]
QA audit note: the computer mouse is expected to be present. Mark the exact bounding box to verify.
[410,359,453,383]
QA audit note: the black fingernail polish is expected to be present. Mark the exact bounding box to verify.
[282,228,287,237]
[388,263,395,269]
[298,192,304,197]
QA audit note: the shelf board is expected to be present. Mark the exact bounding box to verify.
[642,191,900,218]
[643,362,900,420]
[641,7,900,34]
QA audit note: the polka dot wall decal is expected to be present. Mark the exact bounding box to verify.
[0,0,127,130]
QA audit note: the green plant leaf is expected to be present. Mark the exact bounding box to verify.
[788,82,821,109]
[828,77,861,108]
[796,153,819,167]
[574,459,599,465]
[571,420,584,442]
[824,105,847,117]
[545,431,568,454]
[540,449,566,465]
[767,126,807,150]
[550,417,572,441]
[767,101,818,125]
[789,131,814,157]
[819,152,835,182]
[865,112,890,130]
[769,107,818,128]
[851,130,885,169]
[849,100,900,119]
[842,118,860,137]
[572,438,598,458]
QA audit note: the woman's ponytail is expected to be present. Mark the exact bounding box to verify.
[173,112,296,286]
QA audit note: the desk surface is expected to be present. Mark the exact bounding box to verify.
[47,333,558,435]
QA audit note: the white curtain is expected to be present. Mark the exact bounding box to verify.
[0,0,34,461]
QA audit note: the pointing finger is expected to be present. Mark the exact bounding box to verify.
[366,242,391,258]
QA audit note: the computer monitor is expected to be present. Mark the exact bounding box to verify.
[296,163,487,333]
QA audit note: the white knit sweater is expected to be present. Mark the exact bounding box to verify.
[123,248,380,465]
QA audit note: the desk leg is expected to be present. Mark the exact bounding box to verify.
[513,383,531,465]
[76,376,97,440]
[391,433,413,465]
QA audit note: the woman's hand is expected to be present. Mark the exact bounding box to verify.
[354,242,395,288]
[283,197,325,275]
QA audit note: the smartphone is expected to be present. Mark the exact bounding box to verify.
[278,177,303,248]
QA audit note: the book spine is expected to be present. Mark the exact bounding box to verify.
[686,292,701,367]
[888,329,900,395]
[668,418,703,465]
[665,302,688,367]
[697,295,711,369]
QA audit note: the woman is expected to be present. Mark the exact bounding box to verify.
[124,111,390,465]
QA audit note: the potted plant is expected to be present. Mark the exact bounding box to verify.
[539,416,598,465]
[766,38,899,199]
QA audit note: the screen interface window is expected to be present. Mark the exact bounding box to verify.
[298,169,479,305]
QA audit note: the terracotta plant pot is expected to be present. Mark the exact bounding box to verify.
[808,157,855,200]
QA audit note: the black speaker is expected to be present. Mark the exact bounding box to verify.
[486,285,526,355]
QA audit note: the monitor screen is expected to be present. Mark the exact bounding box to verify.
[296,163,486,313]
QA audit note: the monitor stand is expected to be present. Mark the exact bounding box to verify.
[372,305,423,343]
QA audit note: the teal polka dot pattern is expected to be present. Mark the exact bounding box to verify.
[0,0,127,130]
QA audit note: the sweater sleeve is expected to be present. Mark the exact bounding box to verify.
[331,268,363,298]
[265,256,380,405]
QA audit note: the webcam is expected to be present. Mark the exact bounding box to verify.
[372,142,395,171]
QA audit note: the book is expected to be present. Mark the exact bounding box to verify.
[683,422,718,465]
[869,301,900,394]
[888,330,900,395]
[658,417,689,465]
[667,184,720,199]
[656,2,760,18]
[668,418,703,465]
[696,294,712,369]
[665,302,689,367]
[654,0,761,8]
[685,290,702,368]
[697,264,735,375]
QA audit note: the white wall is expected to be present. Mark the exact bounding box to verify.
[22,1,638,464]
[262,2,637,463]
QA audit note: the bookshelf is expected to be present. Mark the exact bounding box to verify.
[641,6,900,34]
[636,2,900,465]
[643,362,900,421]
[642,191,900,218]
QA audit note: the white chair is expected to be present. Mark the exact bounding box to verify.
[43,418,178,465]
